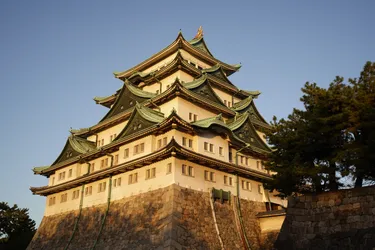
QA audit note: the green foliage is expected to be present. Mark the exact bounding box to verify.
[0,202,36,250]
[264,62,375,197]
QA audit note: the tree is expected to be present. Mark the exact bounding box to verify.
[0,202,36,250]
[264,62,375,197]
[346,62,375,187]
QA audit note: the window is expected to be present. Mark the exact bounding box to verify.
[228,101,231,107]
[72,190,80,200]
[246,158,249,166]
[204,142,214,153]
[68,169,73,178]
[224,175,233,186]
[219,147,223,156]
[113,177,122,187]
[90,163,95,173]
[60,193,68,203]
[85,186,92,196]
[98,182,106,193]
[242,180,251,191]
[189,113,198,122]
[258,184,263,194]
[128,173,138,184]
[224,100,227,106]
[114,154,119,165]
[98,138,104,146]
[58,172,66,181]
[188,139,193,148]
[134,143,145,155]
[156,90,159,94]
[182,137,187,146]
[101,158,109,169]
[97,140,101,147]
[204,170,215,182]
[163,137,167,146]
[51,177,55,185]
[166,163,172,174]
[49,197,56,206]
[110,134,117,142]
[157,139,162,149]
[124,148,129,159]
[182,164,194,177]
[241,156,244,164]
[166,85,170,89]
[146,168,156,179]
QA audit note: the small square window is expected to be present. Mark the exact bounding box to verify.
[124,148,129,158]
[166,163,172,174]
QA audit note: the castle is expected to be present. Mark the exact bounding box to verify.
[29,27,286,250]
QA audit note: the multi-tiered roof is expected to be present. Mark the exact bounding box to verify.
[31,27,272,196]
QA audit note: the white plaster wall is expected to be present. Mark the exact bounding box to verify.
[173,159,266,202]
[142,52,178,74]
[196,132,229,162]
[44,157,176,216]
[212,87,241,107]
[94,121,128,147]
[180,50,212,69]
[118,135,153,163]
[176,98,217,122]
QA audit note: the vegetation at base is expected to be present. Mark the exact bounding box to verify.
[264,62,375,197]
[0,202,36,250]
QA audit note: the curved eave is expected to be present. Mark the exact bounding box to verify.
[114,32,240,79]
[31,139,272,196]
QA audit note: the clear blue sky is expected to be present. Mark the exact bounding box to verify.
[0,0,374,226]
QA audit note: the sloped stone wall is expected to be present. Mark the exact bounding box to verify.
[28,184,273,250]
[276,186,375,250]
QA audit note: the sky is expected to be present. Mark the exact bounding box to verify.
[0,0,374,227]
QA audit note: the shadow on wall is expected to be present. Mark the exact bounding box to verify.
[275,186,375,250]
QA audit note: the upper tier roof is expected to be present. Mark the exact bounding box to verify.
[113,30,241,80]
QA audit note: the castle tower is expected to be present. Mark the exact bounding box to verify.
[29,28,286,250]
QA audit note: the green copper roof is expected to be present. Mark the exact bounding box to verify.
[116,102,164,138]
[100,81,156,122]
[189,37,214,57]
[241,90,261,97]
[68,136,97,154]
[232,96,254,111]
[191,114,226,128]
[126,80,156,98]
[182,75,225,106]
[32,165,50,174]
[134,102,164,123]
[202,64,238,88]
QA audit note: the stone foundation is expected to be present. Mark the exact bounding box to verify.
[28,184,279,249]
[276,186,375,249]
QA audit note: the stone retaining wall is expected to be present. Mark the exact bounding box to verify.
[276,185,375,249]
[28,184,275,249]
